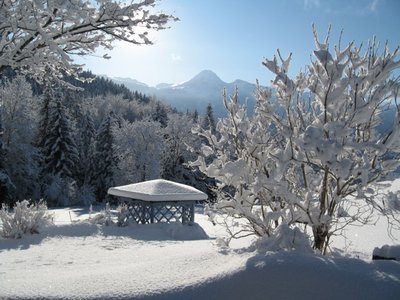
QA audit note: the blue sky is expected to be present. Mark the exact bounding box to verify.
[77,0,400,86]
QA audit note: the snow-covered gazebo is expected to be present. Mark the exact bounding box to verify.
[107,179,207,224]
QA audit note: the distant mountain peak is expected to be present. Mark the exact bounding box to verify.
[176,70,225,90]
[191,69,223,83]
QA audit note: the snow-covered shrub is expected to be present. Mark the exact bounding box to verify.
[254,224,313,254]
[116,203,131,227]
[0,200,53,239]
[192,27,400,254]
[89,203,114,226]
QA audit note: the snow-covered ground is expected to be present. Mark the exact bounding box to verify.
[1,180,400,299]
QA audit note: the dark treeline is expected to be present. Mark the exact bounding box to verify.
[0,68,151,103]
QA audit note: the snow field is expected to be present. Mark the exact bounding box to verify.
[0,211,251,299]
[1,180,400,299]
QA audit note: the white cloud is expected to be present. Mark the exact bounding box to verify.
[366,0,380,13]
[304,0,320,8]
[305,0,381,16]
[170,52,182,62]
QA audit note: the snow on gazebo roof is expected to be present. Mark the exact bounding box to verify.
[107,179,208,202]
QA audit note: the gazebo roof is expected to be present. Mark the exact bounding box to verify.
[107,179,208,202]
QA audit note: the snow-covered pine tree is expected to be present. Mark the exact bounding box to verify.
[42,95,79,179]
[63,89,97,188]
[202,103,216,134]
[35,83,53,149]
[0,80,14,206]
[193,109,199,124]
[93,111,120,202]
[76,112,96,186]
[152,102,169,128]
[0,142,15,206]
[34,84,79,206]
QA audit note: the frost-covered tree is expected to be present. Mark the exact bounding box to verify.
[91,94,133,128]
[0,76,40,201]
[114,119,164,183]
[193,28,400,253]
[164,113,217,201]
[163,114,195,179]
[0,0,176,80]
[93,111,120,201]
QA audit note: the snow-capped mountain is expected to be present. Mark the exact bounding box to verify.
[110,70,258,117]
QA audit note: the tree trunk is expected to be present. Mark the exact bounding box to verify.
[313,224,329,253]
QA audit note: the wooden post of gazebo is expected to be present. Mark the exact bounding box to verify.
[107,179,207,224]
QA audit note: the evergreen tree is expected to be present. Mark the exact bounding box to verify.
[77,112,96,186]
[42,97,79,179]
[93,111,119,201]
[63,89,81,122]
[202,103,216,134]
[0,132,15,206]
[35,84,53,149]
[193,109,199,124]
[0,89,10,205]
[152,102,169,127]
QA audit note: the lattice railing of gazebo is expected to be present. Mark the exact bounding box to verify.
[122,199,195,224]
